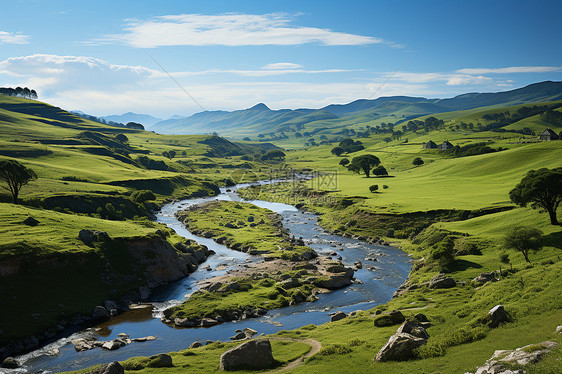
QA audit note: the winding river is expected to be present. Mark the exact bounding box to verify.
[16,181,411,373]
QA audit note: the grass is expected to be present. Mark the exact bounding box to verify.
[177,200,313,259]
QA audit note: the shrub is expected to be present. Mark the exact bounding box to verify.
[372,165,388,176]
[131,189,156,203]
[369,184,379,193]
[413,157,424,166]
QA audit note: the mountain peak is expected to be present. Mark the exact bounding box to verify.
[249,103,270,111]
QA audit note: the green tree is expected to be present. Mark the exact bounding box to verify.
[413,157,424,166]
[339,158,350,167]
[0,160,37,204]
[504,226,543,263]
[372,165,388,176]
[369,184,379,193]
[261,150,286,160]
[348,154,380,178]
[509,168,562,225]
[331,146,344,156]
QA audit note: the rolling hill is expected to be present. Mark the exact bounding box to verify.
[149,81,562,138]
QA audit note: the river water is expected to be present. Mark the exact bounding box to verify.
[15,182,411,373]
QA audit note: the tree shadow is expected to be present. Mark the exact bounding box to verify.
[450,259,483,272]
[542,231,562,250]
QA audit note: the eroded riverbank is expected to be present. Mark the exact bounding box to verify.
[14,182,411,373]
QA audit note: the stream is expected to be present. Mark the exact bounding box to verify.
[15,181,412,373]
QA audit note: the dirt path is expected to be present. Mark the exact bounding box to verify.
[265,337,322,373]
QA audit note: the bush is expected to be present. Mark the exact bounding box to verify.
[369,184,379,192]
[131,189,156,203]
[339,158,350,166]
[413,157,424,166]
[372,165,388,176]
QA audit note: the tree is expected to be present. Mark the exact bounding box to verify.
[504,226,543,263]
[413,157,424,166]
[125,122,145,130]
[0,160,37,204]
[348,154,380,178]
[331,146,344,156]
[509,168,562,225]
[261,150,286,160]
[168,150,176,159]
[369,184,379,193]
[339,158,350,167]
[372,165,388,177]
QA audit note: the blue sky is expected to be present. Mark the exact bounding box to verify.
[0,0,561,118]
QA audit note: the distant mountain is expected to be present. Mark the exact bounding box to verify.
[102,112,164,127]
[150,81,562,137]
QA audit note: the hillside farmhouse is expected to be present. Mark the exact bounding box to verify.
[439,141,454,150]
[422,140,438,149]
[538,128,560,141]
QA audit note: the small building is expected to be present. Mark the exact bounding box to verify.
[423,140,438,149]
[539,128,559,141]
[439,141,454,151]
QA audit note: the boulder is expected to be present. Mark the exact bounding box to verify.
[243,328,258,338]
[92,305,110,319]
[374,310,405,327]
[374,333,427,362]
[330,311,348,322]
[1,357,19,369]
[189,341,203,349]
[472,272,497,285]
[71,338,96,352]
[102,339,126,350]
[23,216,40,226]
[87,362,124,374]
[413,313,429,323]
[148,354,173,368]
[487,305,509,328]
[396,321,429,339]
[132,336,156,342]
[468,341,558,374]
[174,317,196,327]
[79,229,110,245]
[201,318,219,327]
[429,274,456,289]
[219,339,275,371]
[230,332,247,340]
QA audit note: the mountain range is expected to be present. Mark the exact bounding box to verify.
[113,81,562,137]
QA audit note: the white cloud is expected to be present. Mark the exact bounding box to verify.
[457,66,561,74]
[0,31,29,44]
[392,71,492,86]
[262,62,303,70]
[93,13,383,47]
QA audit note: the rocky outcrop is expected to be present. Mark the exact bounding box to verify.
[86,361,124,374]
[220,339,275,371]
[330,311,348,322]
[472,272,497,285]
[71,334,157,352]
[486,305,509,328]
[23,216,40,226]
[429,274,456,289]
[466,341,559,374]
[147,354,173,368]
[374,332,427,362]
[1,357,19,369]
[396,321,429,339]
[78,229,110,246]
[373,310,405,327]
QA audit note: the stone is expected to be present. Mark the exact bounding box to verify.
[200,318,219,327]
[230,332,247,340]
[174,317,196,327]
[429,274,456,289]
[220,339,275,371]
[87,361,124,374]
[102,339,126,350]
[472,272,497,285]
[396,321,430,339]
[556,325,562,333]
[413,313,429,323]
[72,338,96,352]
[330,311,348,322]
[79,229,110,245]
[1,357,19,369]
[374,310,405,327]
[189,341,203,349]
[132,336,156,342]
[92,305,110,319]
[374,333,427,362]
[488,305,509,328]
[468,341,558,374]
[23,216,40,226]
[148,353,173,368]
[243,328,258,338]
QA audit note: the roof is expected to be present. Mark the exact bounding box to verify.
[441,141,454,146]
[540,128,558,137]
[424,140,437,147]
